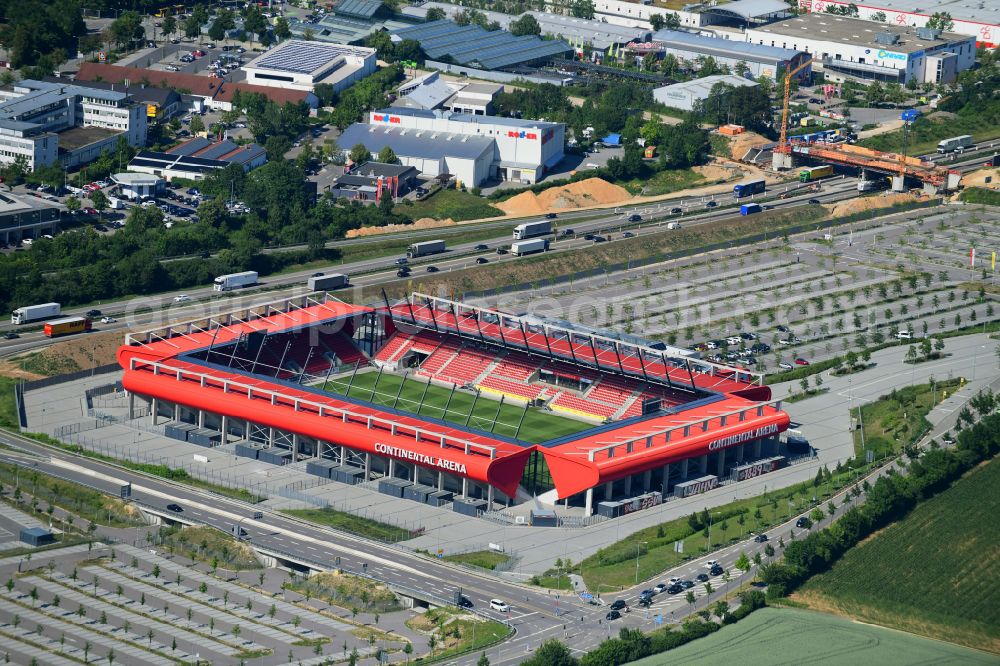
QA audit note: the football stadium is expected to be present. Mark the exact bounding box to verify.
[118,293,791,517]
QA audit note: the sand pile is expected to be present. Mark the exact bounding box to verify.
[346,218,457,238]
[496,178,630,216]
[693,163,739,182]
[729,131,770,161]
[825,191,922,217]
[958,167,999,190]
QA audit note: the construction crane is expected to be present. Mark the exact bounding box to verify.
[775,58,814,170]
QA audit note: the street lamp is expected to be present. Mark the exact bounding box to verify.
[634,541,647,585]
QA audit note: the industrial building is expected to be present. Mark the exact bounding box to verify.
[746,14,976,84]
[118,293,791,515]
[653,74,760,112]
[652,29,810,81]
[128,137,266,182]
[796,0,1000,49]
[242,40,378,93]
[391,19,573,71]
[0,80,147,171]
[393,72,502,115]
[49,78,182,124]
[111,172,165,201]
[328,161,420,201]
[288,0,414,44]
[341,107,565,186]
[0,191,61,245]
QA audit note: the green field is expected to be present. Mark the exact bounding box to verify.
[853,379,960,458]
[322,371,592,441]
[794,456,1000,655]
[627,607,996,665]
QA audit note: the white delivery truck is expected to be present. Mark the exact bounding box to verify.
[307,273,349,290]
[511,238,549,256]
[406,240,446,258]
[213,271,258,292]
[936,135,973,154]
[513,220,552,240]
[11,302,61,325]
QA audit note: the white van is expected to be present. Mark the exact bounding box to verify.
[489,599,509,613]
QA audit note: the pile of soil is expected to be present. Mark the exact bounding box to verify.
[496,178,630,216]
[825,191,923,217]
[958,167,999,190]
[692,163,740,182]
[346,217,457,238]
[729,131,771,160]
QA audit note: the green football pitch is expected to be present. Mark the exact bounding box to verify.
[627,608,997,666]
[322,370,593,441]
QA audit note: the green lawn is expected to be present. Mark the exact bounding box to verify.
[852,378,960,458]
[794,456,1000,655]
[280,506,416,543]
[401,188,503,222]
[626,607,997,665]
[622,168,706,197]
[0,376,18,430]
[441,549,511,570]
[323,371,591,441]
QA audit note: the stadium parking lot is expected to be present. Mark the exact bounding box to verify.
[477,207,1000,375]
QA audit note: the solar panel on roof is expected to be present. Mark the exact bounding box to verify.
[252,41,356,74]
[392,20,570,70]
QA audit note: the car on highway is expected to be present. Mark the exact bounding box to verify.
[609,599,627,611]
[166,503,183,513]
[474,244,489,250]
[545,212,558,219]
[808,198,821,204]
[583,234,595,240]
[458,596,474,608]
[753,533,769,543]
[778,361,794,370]
[489,599,509,613]
[86,309,102,318]
[593,235,606,243]
[396,269,410,278]
[705,200,717,207]
[425,266,439,273]
[3,332,18,340]
[628,214,642,222]
[671,207,682,215]
[796,516,813,529]
[395,257,408,265]
[795,358,809,365]
[622,231,634,238]
[606,610,622,621]
[561,228,575,236]
[476,257,489,264]
[173,294,190,303]
[100,316,116,324]
[695,573,709,582]
[311,272,324,278]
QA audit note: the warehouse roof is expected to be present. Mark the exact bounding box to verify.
[339,123,494,160]
[245,40,374,75]
[703,0,790,20]
[391,20,572,70]
[750,14,973,53]
[654,74,759,99]
[833,0,1000,27]
[653,29,805,63]
[377,106,562,130]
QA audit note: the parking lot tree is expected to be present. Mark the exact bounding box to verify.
[64,196,80,214]
[274,17,291,42]
[242,5,268,47]
[183,14,202,40]
[188,114,205,136]
[265,135,291,161]
[162,15,177,41]
[90,190,109,218]
[425,6,447,20]
[349,143,371,164]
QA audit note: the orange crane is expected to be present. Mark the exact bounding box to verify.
[775,58,814,168]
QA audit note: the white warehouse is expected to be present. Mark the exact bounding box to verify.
[243,40,378,93]
[745,14,976,84]
[339,108,565,186]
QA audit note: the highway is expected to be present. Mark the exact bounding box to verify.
[1,178,859,357]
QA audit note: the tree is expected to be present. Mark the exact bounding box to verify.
[162,16,177,40]
[926,12,955,32]
[685,590,696,605]
[426,7,446,21]
[274,17,291,42]
[376,146,398,164]
[242,6,269,47]
[520,639,577,666]
[189,115,205,135]
[713,600,730,618]
[570,0,595,19]
[110,11,145,50]
[349,143,371,164]
[183,15,202,40]
[510,14,541,37]
[871,11,887,22]
[90,190,109,219]
[734,552,751,572]
[478,652,490,666]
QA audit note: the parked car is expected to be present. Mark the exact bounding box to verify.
[778,361,794,370]
[794,358,809,366]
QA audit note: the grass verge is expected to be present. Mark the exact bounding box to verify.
[279,506,416,543]
[158,525,263,570]
[440,550,511,570]
[406,607,510,662]
[401,189,503,222]
[286,570,401,613]
[852,378,961,458]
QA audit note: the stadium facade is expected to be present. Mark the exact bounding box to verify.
[119,294,791,516]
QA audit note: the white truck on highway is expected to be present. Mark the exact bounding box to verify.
[937,135,973,154]
[11,302,61,325]
[513,221,552,240]
[406,240,446,258]
[213,271,258,292]
[307,273,349,290]
[511,239,549,256]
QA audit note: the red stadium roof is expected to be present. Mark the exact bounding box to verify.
[119,295,790,499]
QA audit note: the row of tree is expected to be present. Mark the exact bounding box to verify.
[761,410,1000,597]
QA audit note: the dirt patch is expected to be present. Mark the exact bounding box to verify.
[729,131,771,160]
[346,217,457,238]
[496,178,631,216]
[1,330,124,379]
[958,167,1000,190]
[692,163,740,182]
[824,191,924,217]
